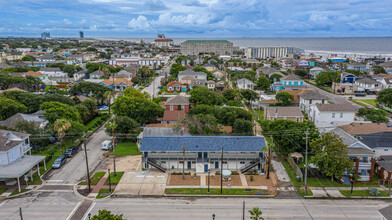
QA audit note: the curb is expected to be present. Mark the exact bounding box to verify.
[164,194,276,198]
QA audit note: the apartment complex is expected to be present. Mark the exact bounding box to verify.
[245,47,303,58]
[154,34,173,48]
[180,40,233,55]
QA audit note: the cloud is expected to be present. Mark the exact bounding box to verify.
[143,0,168,11]
[128,15,151,30]
[183,1,207,7]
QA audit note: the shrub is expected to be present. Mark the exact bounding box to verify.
[368,187,379,196]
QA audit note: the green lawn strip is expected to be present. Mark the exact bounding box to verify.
[79,172,106,185]
[280,159,302,187]
[10,188,30,196]
[85,113,109,134]
[358,99,377,106]
[340,190,389,197]
[165,188,270,195]
[352,99,369,107]
[112,142,141,156]
[298,190,313,197]
[105,172,124,185]
[96,188,112,199]
[0,188,8,195]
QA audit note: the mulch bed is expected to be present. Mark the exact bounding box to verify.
[246,172,279,186]
[210,175,242,186]
[167,174,201,186]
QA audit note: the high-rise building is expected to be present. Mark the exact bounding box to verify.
[245,47,304,58]
[154,34,173,48]
[180,40,233,55]
[41,32,50,39]
[79,31,84,39]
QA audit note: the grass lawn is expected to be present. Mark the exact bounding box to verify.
[85,113,110,136]
[105,172,124,185]
[340,190,389,197]
[0,188,8,195]
[358,99,377,106]
[352,99,369,107]
[298,190,313,197]
[165,188,270,195]
[112,142,141,156]
[79,172,106,185]
[10,188,30,196]
[96,188,112,199]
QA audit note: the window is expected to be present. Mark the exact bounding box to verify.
[296,117,300,122]
[385,149,389,152]
[161,161,166,164]
[170,105,173,111]
[240,162,245,164]
[340,113,343,118]
[309,100,312,104]
[332,113,335,118]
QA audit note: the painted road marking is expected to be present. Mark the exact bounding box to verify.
[191,213,211,216]
[263,214,280,216]
[0,200,8,207]
[82,202,96,220]
[66,201,82,220]
[129,213,146,215]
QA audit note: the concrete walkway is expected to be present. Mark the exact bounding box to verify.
[240,174,248,187]
[271,159,290,183]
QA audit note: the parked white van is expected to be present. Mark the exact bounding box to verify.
[101,140,113,150]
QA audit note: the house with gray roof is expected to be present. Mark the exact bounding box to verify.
[236,78,255,90]
[309,67,326,79]
[299,91,328,114]
[0,129,45,192]
[264,106,304,122]
[0,113,49,129]
[355,77,381,92]
[330,127,375,182]
[309,104,358,128]
[140,136,266,173]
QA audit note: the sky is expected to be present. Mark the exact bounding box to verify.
[1,0,392,38]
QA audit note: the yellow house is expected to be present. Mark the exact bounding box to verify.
[203,64,217,72]
[212,70,224,80]
[207,80,216,90]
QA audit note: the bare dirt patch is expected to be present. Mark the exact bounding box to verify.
[210,175,242,186]
[167,174,201,186]
[246,172,279,186]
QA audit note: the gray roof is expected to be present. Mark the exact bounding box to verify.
[266,107,304,117]
[40,67,60,72]
[281,74,302,81]
[298,91,328,100]
[356,77,378,85]
[90,70,104,75]
[0,155,45,178]
[165,96,190,105]
[117,70,132,76]
[142,127,191,137]
[330,128,374,155]
[0,129,30,152]
[315,104,357,112]
[140,136,266,152]
[377,161,392,172]
[330,127,358,146]
[0,113,48,128]
[360,132,392,149]
[346,147,374,155]
[236,78,255,85]
[379,62,392,68]
[179,69,207,77]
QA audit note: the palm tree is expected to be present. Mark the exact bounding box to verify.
[53,119,72,154]
[249,207,264,220]
[104,90,116,115]
[106,121,118,176]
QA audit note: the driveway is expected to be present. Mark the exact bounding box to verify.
[45,125,111,185]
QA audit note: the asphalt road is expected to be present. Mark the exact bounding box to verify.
[45,125,110,184]
[1,191,389,220]
[142,63,172,96]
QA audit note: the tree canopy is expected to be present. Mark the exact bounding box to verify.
[294,69,308,78]
[316,71,340,86]
[68,81,112,99]
[377,88,392,107]
[91,209,125,220]
[0,96,27,120]
[310,132,353,181]
[0,73,43,91]
[189,87,225,106]
[40,101,81,124]
[105,116,141,141]
[256,76,271,91]
[357,108,388,123]
[275,92,294,106]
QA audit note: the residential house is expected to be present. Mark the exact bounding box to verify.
[272,74,304,92]
[140,136,266,173]
[296,60,309,69]
[89,70,105,79]
[236,78,255,90]
[278,90,312,106]
[215,81,226,92]
[347,62,367,72]
[37,55,57,62]
[339,123,392,158]
[341,72,358,84]
[24,71,47,80]
[100,78,134,92]
[309,104,357,128]
[178,69,207,87]
[39,67,67,77]
[137,126,190,147]
[207,80,215,90]
[308,67,325,79]
[203,64,216,72]
[330,127,375,182]
[264,106,304,122]
[373,76,392,89]
[355,77,381,92]
[0,113,49,129]
[73,70,87,81]
[116,70,133,79]
[211,70,225,80]
[166,81,182,93]
[379,62,392,75]
[11,61,27,67]
[0,129,46,192]
[0,63,11,70]
[158,95,190,124]
[299,91,328,115]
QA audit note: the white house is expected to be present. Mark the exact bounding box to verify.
[236,78,255,90]
[308,67,325,79]
[298,91,328,115]
[39,67,67,77]
[355,77,381,92]
[309,104,357,128]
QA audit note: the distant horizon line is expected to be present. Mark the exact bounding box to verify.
[1,36,392,39]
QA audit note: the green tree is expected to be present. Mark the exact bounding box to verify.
[105,116,140,141]
[90,209,125,220]
[275,92,294,106]
[0,96,27,120]
[62,65,76,77]
[42,94,75,106]
[357,108,388,123]
[68,81,112,102]
[81,98,98,119]
[53,119,72,154]
[249,207,264,220]
[310,132,353,181]
[241,89,259,102]
[345,69,366,76]
[75,104,90,124]
[1,90,43,113]
[377,88,392,107]
[316,71,340,86]
[189,87,225,106]
[222,89,242,101]
[373,66,386,74]
[22,55,35,61]
[104,90,116,115]
[269,73,283,82]
[256,76,271,91]
[13,120,51,148]
[233,119,253,135]
[294,69,308,78]
[40,101,81,124]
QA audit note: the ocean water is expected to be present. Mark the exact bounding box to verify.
[102,37,392,57]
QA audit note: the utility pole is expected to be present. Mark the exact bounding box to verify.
[266,138,273,179]
[242,201,245,220]
[221,146,224,194]
[112,129,116,176]
[84,133,91,193]
[19,207,23,220]
[182,146,185,180]
[305,128,309,195]
[389,179,391,196]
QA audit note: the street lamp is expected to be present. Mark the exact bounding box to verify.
[220,146,224,195]
[208,169,210,193]
[212,214,216,220]
[182,146,185,180]
[88,213,91,220]
[349,173,354,194]
[108,168,112,192]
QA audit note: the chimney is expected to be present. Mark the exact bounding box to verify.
[181,130,183,136]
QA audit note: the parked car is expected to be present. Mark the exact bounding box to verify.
[52,156,66,169]
[354,92,366,97]
[101,140,113,150]
[64,146,79,157]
